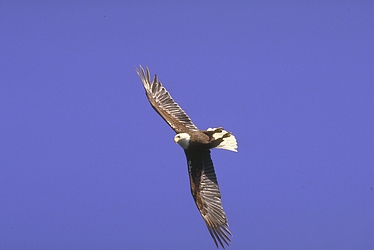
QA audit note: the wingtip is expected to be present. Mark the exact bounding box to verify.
[135,65,146,74]
[136,65,150,84]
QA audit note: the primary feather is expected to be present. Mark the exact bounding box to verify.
[136,66,198,133]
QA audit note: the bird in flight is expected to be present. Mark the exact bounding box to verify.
[136,66,237,248]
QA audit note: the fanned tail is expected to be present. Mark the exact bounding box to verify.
[207,128,238,152]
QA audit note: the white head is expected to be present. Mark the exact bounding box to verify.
[174,133,191,149]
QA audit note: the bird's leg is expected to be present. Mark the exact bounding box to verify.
[213,127,223,133]
[213,127,231,138]
[207,128,232,148]
[222,131,232,138]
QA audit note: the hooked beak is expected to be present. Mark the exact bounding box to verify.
[174,137,179,143]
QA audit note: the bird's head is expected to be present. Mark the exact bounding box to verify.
[174,133,190,149]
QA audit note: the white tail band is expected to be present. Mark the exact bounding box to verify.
[207,127,238,152]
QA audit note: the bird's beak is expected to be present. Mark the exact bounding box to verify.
[174,137,179,143]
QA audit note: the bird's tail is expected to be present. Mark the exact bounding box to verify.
[207,127,238,152]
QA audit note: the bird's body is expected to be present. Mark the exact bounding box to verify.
[136,66,237,248]
[175,128,235,151]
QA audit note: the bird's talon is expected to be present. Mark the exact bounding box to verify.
[223,132,231,138]
[214,127,223,133]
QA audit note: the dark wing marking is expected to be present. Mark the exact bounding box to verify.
[186,149,232,249]
[136,66,198,133]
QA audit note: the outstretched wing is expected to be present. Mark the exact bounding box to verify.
[185,149,232,248]
[136,66,198,133]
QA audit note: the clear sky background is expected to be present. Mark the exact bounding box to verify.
[1,1,374,250]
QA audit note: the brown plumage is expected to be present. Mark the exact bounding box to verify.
[136,66,237,248]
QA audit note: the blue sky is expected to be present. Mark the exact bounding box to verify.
[1,1,374,249]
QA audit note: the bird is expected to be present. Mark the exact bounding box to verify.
[136,66,237,248]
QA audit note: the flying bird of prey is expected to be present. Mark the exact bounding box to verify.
[136,66,237,248]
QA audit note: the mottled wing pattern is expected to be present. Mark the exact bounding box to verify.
[136,66,198,133]
[186,149,232,248]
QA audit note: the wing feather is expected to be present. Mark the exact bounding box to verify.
[186,149,232,249]
[136,66,198,133]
